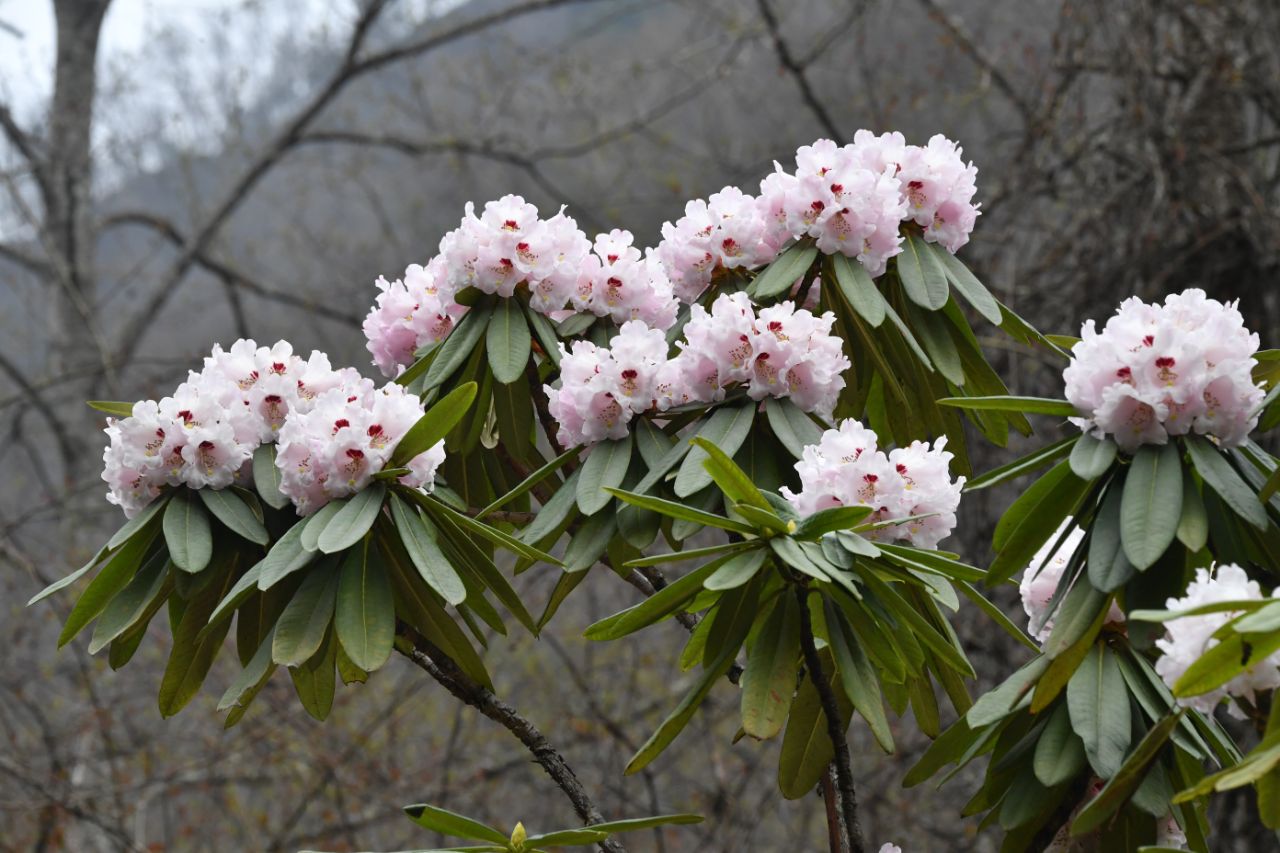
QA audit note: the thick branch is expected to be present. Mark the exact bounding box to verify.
[795,586,863,853]
[756,0,844,139]
[395,628,626,853]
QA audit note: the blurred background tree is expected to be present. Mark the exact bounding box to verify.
[1,0,1278,849]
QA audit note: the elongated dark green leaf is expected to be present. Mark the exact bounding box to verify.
[317,483,386,554]
[931,246,1001,324]
[164,490,213,574]
[1176,469,1209,552]
[252,444,289,510]
[829,252,885,326]
[423,303,492,392]
[218,625,276,712]
[403,804,509,844]
[674,403,755,497]
[254,525,312,591]
[897,233,949,310]
[909,303,965,385]
[1089,482,1134,592]
[88,549,170,654]
[199,487,269,545]
[1072,712,1183,834]
[1068,643,1132,778]
[692,436,771,510]
[1071,433,1118,481]
[1186,435,1267,530]
[606,488,754,535]
[391,382,479,467]
[988,462,1090,584]
[741,593,801,739]
[289,627,337,721]
[486,297,531,384]
[584,559,726,641]
[57,524,161,646]
[764,397,823,460]
[388,494,466,605]
[794,506,873,540]
[424,494,562,567]
[523,829,608,846]
[703,548,768,591]
[523,301,562,368]
[519,467,580,547]
[573,814,704,834]
[627,540,757,568]
[778,649,852,799]
[938,396,1076,416]
[1033,702,1087,787]
[159,558,236,717]
[387,558,492,690]
[826,600,894,752]
[87,400,135,417]
[964,435,1076,492]
[477,446,580,519]
[563,504,614,573]
[107,494,170,549]
[577,433,633,515]
[1121,443,1183,570]
[998,300,1072,359]
[272,561,339,666]
[335,538,395,672]
[965,655,1049,727]
[749,241,818,299]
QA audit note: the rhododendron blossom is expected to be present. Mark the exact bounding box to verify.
[1154,564,1280,715]
[275,382,444,515]
[677,292,848,419]
[1019,520,1124,643]
[363,258,468,378]
[574,229,679,329]
[1063,289,1264,451]
[102,339,365,516]
[436,194,591,314]
[544,321,678,448]
[655,186,782,303]
[782,419,964,549]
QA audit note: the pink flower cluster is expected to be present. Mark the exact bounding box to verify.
[676,293,849,417]
[1018,520,1124,643]
[102,340,365,516]
[781,419,965,549]
[758,132,980,276]
[275,382,444,516]
[437,194,591,315]
[573,229,679,329]
[1063,289,1264,451]
[363,258,468,378]
[544,321,681,447]
[654,186,784,303]
[1155,564,1280,716]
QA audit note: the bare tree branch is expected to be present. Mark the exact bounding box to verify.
[756,0,844,140]
[915,0,1034,122]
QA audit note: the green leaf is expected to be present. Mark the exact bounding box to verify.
[1176,469,1209,552]
[576,433,633,516]
[741,593,801,739]
[764,397,823,459]
[317,483,386,554]
[897,233,949,310]
[218,625,276,712]
[56,523,160,646]
[164,490,213,574]
[256,523,315,590]
[1121,443,1183,570]
[159,558,236,716]
[778,649,852,799]
[423,302,493,392]
[1072,712,1183,834]
[562,504,614,573]
[703,548,768,591]
[88,549,170,654]
[794,506,873,540]
[524,301,562,368]
[938,396,1076,416]
[199,488,269,546]
[909,302,965,385]
[252,444,290,510]
[486,297,531,384]
[424,495,562,567]
[387,556,492,690]
[1034,702,1087,787]
[108,494,170,550]
[575,814,704,834]
[204,562,264,638]
[402,805,511,845]
[519,468,580,546]
[392,382,479,467]
[965,655,1049,727]
[522,829,608,846]
[87,400,136,417]
[300,498,345,552]
[388,494,466,605]
[826,600,894,753]
[692,436,771,510]
[272,561,339,666]
[964,435,1076,492]
[1185,435,1267,530]
[605,488,755,535]
[1071,433,1118,481]
[829,252,885,326]
[476,446,580,519]
[335,537,395,672]
[626,540,758,568]
[749,240,818,299]
[1068,643,1132,778]
[584,559,725,641]
[997,300,1072,359]
[1089,481,1135,593]
[674,403,756,498]
[930,246,1002,324]
[289,626,337,721]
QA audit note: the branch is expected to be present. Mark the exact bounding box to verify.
[756,0,844,140]
[915,0,1034,122]
[395,627,626,853]
[0,240,49,276]
[0,102,48,199]
[795,586,863,853]
[0,348,77,479]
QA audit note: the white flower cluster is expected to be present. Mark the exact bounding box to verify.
[276,382,445,516]
[1063,289,1264,451]
[437,194,591,315]
[544,295,850,448]
[1018,520,1124,643]
[363,258,468,378]
[758,132,979,277]
[574,229,679,330]
[1155,564,1280,715]
[102,340,365,517]
[781,419,965,549]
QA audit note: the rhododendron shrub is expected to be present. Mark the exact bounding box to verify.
[33,129,1280,853]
